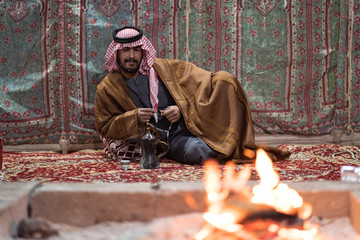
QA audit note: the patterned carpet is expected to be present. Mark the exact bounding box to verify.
[0,144,359,183]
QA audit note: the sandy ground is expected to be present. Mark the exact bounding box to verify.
[310,216,360,240]
[7,213,357,240]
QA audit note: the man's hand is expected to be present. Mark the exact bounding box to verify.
[160,105,181,123]
[137,108,156,123]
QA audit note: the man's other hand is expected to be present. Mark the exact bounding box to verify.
[137,108,156,123]
[160,105,181,123]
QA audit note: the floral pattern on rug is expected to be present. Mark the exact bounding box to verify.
[1,144,359,183]
[274,144,360,182]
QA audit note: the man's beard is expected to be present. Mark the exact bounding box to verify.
[118,59,140,74]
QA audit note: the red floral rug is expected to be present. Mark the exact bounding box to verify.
[0,144,359,183]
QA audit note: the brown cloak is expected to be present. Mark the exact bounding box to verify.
[95,58,290,162]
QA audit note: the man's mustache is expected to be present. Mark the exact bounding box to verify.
[125,59,139,64]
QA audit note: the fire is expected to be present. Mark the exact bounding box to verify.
[252,149,308,216]
[194,148,318,240]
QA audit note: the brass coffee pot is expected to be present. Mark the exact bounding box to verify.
[140,123,168,169]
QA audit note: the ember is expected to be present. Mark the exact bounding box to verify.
[194,149,318,240]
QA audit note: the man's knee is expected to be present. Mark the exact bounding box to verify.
[183,137,217,164]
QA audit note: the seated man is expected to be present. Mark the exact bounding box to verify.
[95,26,290,164]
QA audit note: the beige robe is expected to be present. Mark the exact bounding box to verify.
[95,58,290,162]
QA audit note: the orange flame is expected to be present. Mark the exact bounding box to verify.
[252,149,307,215]
[195,148,317,240]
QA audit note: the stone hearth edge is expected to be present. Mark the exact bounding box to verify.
[0,181,360,238]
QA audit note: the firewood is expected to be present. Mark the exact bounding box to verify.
[223,196,303,228]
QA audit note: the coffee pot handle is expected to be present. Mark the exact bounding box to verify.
[155,140,169,159]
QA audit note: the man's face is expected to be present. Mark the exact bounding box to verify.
[117,46,142,74]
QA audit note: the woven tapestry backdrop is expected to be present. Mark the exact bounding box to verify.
[0,0,359,145]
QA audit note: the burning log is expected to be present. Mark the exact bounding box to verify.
[194,149,318,240]
[197,193,307,240]
[225,197,304,228]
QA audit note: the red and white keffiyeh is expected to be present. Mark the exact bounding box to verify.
[104,27,159,111]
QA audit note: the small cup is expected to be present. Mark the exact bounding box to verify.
[341,166,359,182]
[121,160,130,170]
